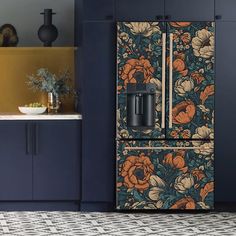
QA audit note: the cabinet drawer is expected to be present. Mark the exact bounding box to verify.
[117,140,214,210]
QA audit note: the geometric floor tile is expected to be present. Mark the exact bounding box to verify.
[0,212,235,236]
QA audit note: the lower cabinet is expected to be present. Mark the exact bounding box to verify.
[0,122,32,200]
[0,120,81,203]
[33,121,80,200]
[117,140,214,210]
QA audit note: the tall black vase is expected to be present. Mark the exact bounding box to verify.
[38,9,58,47]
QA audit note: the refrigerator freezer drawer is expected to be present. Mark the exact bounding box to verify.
[116,140,214,210]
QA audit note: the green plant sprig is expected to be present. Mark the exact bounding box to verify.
[27,68,73,97]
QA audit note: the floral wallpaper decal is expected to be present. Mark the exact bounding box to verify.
[117,22,214,140]
[117,22,165,139]
[117,140,214,210]
[167,21,214,139]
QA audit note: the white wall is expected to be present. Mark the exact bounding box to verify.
[0,0,74,46]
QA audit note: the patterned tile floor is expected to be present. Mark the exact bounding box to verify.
[0,212,235,236]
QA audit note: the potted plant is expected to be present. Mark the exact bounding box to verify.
[27,68,72,113]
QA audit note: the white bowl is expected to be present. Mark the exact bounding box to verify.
[18,107,47,115]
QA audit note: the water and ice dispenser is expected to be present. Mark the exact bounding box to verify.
[126,77,156,128]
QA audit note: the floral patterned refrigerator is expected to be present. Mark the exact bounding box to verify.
[116,22,214,210]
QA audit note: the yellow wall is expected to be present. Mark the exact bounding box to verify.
[0,47,76,112]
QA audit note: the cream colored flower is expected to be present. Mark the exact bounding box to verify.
[120,129,129,139]
[174,77,194,97]
[120,32,129,41]
[192,126,214,155]
[148,175,165,201]
[174,173,194,193]
[124,22,160,37]
[143,201,163,209]
[192,29,214,59]
[198,105,210,113]
[150,78,162,111]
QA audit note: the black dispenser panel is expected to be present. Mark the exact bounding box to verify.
[127,83,156,128]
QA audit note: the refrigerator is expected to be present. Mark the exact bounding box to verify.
[116,22,214,210]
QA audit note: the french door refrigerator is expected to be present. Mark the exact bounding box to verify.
[116,22,214,210]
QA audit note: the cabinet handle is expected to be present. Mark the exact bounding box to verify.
[165,15,171,20]
[215,15,222,20]
[124,146,211,150]
[105,15,113,20]
[156,15,164,20]
[169,33,173,129]
[34,123,39,155]
[161,33,166,129]
[25,123,31,155]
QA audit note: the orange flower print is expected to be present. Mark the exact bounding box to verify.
[200,85,214,104]
[192,169,205,182]
[172,100,196,124]
[191,72,205,84]
[169,22,192,28]
[170,197,196,209]
[121,56,154,86]
[172,53,188,76]
[121,154,154,192]
[170,130,179,138]
[182,129,191,139]
[181,32,191,44]
[200,182,214,202]
[163,151,187,172]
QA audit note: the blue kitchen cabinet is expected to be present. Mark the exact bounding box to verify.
[215,0,236,21]
[82,21,116,210]
[165,0,215,21]
[215,22,236,202]
[84,0,115,20]
[116,0,164,21]
[33,121,81,200]
[0,121,33,200]
[0,120,81,203]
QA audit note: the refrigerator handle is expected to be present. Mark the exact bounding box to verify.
[161,33,166,129]
[169,33,174,129]
[124,146,211,150]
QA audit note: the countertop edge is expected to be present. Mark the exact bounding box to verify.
[0,114,82,121]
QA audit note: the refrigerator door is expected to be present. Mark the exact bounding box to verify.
[116,140,214,210]
[117,22,166,139]
[166,22,215,139]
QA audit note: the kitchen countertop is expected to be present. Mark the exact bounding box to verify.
[0,113,82,120]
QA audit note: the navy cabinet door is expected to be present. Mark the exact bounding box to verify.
[84,0,114,20]
[82,22,116,203]
[215,22,236,202]
[0,122,32,200]
[33,121,80,200]
[165,0,214,21]
[215,0,236,21]
[116,0,164,21]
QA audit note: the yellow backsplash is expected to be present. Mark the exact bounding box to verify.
[0,47,76,112]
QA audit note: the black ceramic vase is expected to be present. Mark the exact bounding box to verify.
[38,9,58,47]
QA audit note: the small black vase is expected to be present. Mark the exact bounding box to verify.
[38,9,58,47]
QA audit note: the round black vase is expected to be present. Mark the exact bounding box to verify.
[38,9,58,47]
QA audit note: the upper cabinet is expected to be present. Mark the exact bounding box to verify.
[165,0,215,21]
[84,0,115,20]
[115,0,214,21]
[116,0,164,21]
[215,0,236,21]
